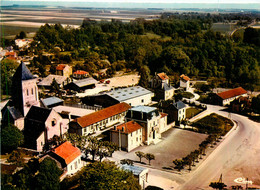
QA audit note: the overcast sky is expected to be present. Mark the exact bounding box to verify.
[3,0,260,3]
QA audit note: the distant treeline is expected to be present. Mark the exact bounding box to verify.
[22,14,260,90]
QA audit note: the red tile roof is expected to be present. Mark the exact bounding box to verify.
[157,72,169,80]
[180,74,190,81]
[56,64,66,71]
[73,70,89,75]
[217,87,247,100]
[52,141,81,165]
[74,103,131,128]
[112,121,142,134]
[160,112,168,118]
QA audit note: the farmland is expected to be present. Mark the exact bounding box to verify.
[212,22,237,33]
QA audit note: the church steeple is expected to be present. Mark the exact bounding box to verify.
[12,61,39,116]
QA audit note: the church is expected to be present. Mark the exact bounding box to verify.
[1,62,67,152]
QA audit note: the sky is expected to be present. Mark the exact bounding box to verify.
[2,0,260,3]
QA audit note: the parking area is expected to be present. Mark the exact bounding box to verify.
[112,128,208,170]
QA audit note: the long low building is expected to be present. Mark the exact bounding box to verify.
[216,87,247,106]
[102,86,154,107]
[69,102,131,136]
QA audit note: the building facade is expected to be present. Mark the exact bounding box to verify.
[69,103,131,136]
[180,74,190,91]
[110,121,143,152]
[216,87,248,106]
[56,64,72,78]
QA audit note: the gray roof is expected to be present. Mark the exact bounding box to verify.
[120,164,148,176]
[38,75,67,86]
[72,77,98,88]
[41,97,64,107]
[163,83,174,91]
[104,86,153,102]
[7,106,23,120]
[129,105,157,113]
[173,101,186,110]
[12,61,34,81]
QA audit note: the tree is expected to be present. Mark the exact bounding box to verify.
[85,136,101,161]
[7,150,25,166]
[209,182,227,190]
[173,159,184,171]
[50,78,60,93]
[1,124,24,153]
[145,153,155,165]
[78,162,141,190]
[34,158,63,190]
[135,151,145,163]
[138,65,150,88]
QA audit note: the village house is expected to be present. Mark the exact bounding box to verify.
[172,101,187,122]
[38,74,71,89]
[15,39,33,49]
[69,102,131,136]
[66,77,98,92]
[125,106,168,145]
[56,64,72,78]
[180,74,190,91]
[150,72,174,101]
[103,86,154,107]
[110,121,143,152]
[121,164,149,190]
[72,70,89,79]
[45,141,83,176]
[216,87,248,106]
[24,106,68,152]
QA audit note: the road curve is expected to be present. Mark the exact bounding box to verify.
[179,108,260,190]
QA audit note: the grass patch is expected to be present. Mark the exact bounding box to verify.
[212,23,237,33]
[193,113,233,134]
[142,32,171,41]
[186,107,203,119]
[180,92,195,99]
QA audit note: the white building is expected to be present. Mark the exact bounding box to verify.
[110,121,143,152]
[180,74,190,91]
[69,103,131,136]
[103,86,154,107]
[216,87,248,106]
[46,141,83,176]
[126,106,168,145]
[121,164,149,190]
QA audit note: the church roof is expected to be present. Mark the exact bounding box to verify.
[12,61,34,81]
[25,106,52,123]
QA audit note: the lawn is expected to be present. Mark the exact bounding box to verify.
[212,23,237,33]
[186,107,203,119]
[142,32,171,41]
[181,91,195,99]
[192,113,233,134]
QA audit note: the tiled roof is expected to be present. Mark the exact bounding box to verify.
[73,70,89,75]
[73,102,131,128]
[180,74,190,81]
[56,64,66,71]
[160,112,168,118]
[157,72,169,80]
[112,121,142,134]
[5,52,16,56]
[217,87,247,100]
[52,141,81,165]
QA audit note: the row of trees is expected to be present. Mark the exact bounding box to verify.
[173,134,221,172]
[135,151,155,165]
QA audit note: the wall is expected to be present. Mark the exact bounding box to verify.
[124,93,154,107]
[127,128,142,152]
[180,80,190,90]
[66,155,82,175]
[22,79,39,116]
[36,132,45,152]
[159,115,170,133]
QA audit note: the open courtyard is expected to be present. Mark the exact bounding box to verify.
[111,128,208,170]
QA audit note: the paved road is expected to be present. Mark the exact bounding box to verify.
[179,105,260,189]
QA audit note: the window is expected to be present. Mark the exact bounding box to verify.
[41,141,43,146]
[136,137,138,142]
[27,89,29,96]
[75,161,78,169]
[31,88,33,95]
[84,128,87,132]
[141,99,144,103]
[136,131,138,135]
[52,119,56,127]
[71,165,73,170]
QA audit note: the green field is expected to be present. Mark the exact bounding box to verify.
[186,107,203,119]
[212,23,237,33]
[2,25,39,39]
